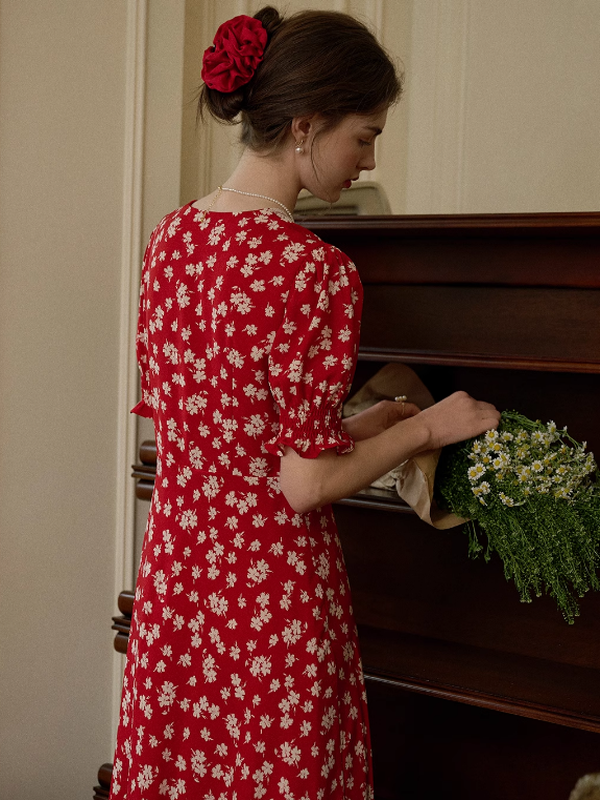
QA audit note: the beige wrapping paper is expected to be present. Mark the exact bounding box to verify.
[344,363,467,530]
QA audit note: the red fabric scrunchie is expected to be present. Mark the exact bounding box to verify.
[201,15,268,94]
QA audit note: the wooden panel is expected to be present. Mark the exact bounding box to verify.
[366,679,600,800]
[360,285,600,366]
[351,362,600,470]
[336,503,600,723]
[308,212,600,798]
[302,213,600,287]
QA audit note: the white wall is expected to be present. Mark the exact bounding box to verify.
[0,2,129,797]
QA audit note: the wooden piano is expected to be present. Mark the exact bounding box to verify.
[97,212,600,800]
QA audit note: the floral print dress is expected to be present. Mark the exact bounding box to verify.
[109,203,373,800]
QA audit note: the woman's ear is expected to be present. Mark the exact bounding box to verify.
[290,114,322,142]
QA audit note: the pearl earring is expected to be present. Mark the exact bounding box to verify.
[295,140,304,154]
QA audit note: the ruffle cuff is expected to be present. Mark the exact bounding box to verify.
[265,407,355,459]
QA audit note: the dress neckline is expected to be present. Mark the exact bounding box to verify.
[188,201,294,224]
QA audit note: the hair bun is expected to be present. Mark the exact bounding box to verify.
[197,7,402,152]
[253,6,284,39]
[205,87,246,123]
[205,8,281,121]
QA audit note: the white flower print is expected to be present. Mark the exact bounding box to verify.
[282,242,305,263]
[136,764,155,791]
[249,654,272,679]
[244,414,266,438]
[230,291,253,315]
[178,509,197,530]
[226,349,245,369]
[158,682,177,710]
[190,750,207,777]
[176,282,191,309]
[247,559,271,585]
[163,342,179,365]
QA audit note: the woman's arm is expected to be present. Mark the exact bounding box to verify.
[341,399,420,441]
[280,391,500,513]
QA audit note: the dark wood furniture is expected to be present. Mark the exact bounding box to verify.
[93,763,112,800]
[101,213,600,799]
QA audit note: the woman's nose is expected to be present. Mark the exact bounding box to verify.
[360,151,376,171]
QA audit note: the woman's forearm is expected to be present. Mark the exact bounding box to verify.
[341,399,420,441]
[280,413,429,513]
[280,391,501,513]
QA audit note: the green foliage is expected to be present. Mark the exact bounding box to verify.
[435,411,600,624]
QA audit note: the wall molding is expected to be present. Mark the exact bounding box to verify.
[404,0,471,213]
[198,3,217,197]
[112,0,148,743]
[362,0,385,189]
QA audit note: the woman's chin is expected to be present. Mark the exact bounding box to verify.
[307,188,342,205]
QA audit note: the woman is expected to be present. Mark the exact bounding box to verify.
[110,7,499,799]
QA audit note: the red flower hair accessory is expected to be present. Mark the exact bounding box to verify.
[201,15,268,93]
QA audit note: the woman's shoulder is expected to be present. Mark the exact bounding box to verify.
[143,203,196,252]
[144,204,356,274]
[152,202,198,237]
[279,219,356,268]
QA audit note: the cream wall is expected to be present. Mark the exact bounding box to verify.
[133,2,187,570]
[0,2,130,798]
[404,0,600,213]
[460,0,600,212]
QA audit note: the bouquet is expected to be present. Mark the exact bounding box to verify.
[435,411,600,624]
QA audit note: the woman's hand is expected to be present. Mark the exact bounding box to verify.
[414,391,501,450]
[342,399,420,441]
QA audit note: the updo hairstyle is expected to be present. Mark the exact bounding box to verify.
[198,5,403,152]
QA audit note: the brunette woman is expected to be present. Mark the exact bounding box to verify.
[110,8,499,799]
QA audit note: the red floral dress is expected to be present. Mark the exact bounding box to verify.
[109,203,373,800]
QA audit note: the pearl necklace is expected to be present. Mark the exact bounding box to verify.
[197,186,223,220]
[220,185,295,223]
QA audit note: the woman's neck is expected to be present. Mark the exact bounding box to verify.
[222,147,301,214]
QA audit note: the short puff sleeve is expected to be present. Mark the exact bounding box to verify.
[265,244,363,458]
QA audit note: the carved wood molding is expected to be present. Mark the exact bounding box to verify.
[93,763,112,800]
[112,590,135,655]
